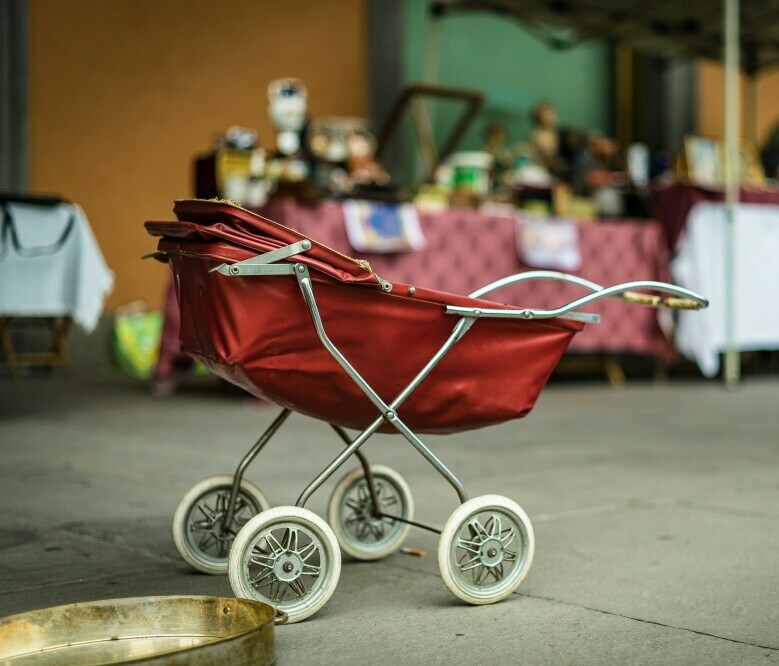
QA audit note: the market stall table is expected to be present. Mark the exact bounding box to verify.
[652,182,779,252]
[258,200,674,374]
[0,198,113,375]
[671,201,779,376]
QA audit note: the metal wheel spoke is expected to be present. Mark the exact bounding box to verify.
[196,500,216,521]
[381,495,398,510]
[268,579,284,602]
[470,518,490,540]
[215,492,228,515]
[216,537,228,557]
[503,549,517,562]
[491,563,504,582]
[301,563,320,577]
[357,483,369,502]
[473,565,489,585]
[297,540,317,561]
[251,568,276,586]
[289,578,307,598]
[190,519,212,532]
[283,527,299,553]
[265,532,284,555]
[456,539,481,555]
[500,530,516,549]
[459,555,483,571]
[488,515,502,538]
[198,533,216,551]
[250,549,274,567]
[345,498,362,512]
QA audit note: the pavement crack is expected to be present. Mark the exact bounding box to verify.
[380,558,779,652]
[520,592,779,652]
[675,500,779,521]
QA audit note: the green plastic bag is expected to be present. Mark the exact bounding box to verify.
[113,310,162,379]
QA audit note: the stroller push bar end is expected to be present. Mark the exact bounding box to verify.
[451,273,709,322]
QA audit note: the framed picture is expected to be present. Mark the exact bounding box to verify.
[684,136,721,186]
[737,141,765,185]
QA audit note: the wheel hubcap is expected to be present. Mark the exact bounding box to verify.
[455,512,521,587]
[188,490,254,560]
[341,478,404,546]
[247,525,324,604]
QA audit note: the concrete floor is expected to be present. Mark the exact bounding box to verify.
[1,375,778,664]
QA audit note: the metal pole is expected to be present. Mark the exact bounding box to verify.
[723,0,740,387]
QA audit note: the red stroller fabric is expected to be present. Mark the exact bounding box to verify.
[146,200,584,434]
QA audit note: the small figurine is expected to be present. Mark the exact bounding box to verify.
[307,117,389,194]
[267,78,308,156]
[346,129,390,187]
[529,101,560,172]
[482,122,513,189]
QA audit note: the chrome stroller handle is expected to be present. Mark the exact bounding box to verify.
[469,270,605,299]
[449,271,709,322]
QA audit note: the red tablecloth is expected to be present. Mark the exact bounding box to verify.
[258,200,673,359]
[652,183,779,252]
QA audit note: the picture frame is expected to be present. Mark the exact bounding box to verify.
[737,140,765,185]
[684,135,721,186]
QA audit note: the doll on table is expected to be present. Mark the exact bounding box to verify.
[529,101,562,174]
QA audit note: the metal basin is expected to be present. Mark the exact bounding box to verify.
[0,595,282,665]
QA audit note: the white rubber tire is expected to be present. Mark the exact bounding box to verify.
[229,506,341,624]
[438,494,535,605]
[172,475,270,575]
[327,464,414,561]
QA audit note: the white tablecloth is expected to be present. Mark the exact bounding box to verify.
[0,201,113,332]
[671,202,779,376]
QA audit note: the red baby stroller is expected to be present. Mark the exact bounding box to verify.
[146,200,707,622]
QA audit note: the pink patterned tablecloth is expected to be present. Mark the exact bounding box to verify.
[258,200,674,359]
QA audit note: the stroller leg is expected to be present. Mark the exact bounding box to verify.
[298,413,468,508]
[223,408,292,531]
[331,424,380,518]
[294,267,472,509]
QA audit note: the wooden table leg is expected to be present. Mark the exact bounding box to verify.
[602,355,626,387]
[0,316,73,376]
[0,317,18,377]
[50,317,73,377]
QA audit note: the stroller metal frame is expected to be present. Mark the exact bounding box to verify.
[152,199,710,622]
[215,240,708,533]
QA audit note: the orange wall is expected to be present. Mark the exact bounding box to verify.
[28,0,367,310]
[697,60,779,145]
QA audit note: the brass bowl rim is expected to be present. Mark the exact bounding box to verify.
[0,594,278,665]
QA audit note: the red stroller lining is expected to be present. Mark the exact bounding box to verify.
[146,200,583,434]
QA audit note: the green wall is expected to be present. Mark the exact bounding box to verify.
[400,1,613,177]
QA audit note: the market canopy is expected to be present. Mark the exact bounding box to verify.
[431,0,779,73]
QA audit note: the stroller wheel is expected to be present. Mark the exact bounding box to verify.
[229,506,341,624]
[327,465,414,561]
[438,495,535,605]
[172,475,270,575]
